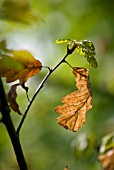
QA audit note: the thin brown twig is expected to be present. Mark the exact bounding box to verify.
[16,42,77,134]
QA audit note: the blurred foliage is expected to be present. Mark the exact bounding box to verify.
[99,133,114,154]
[0,0,114,170]
[72,132,97,158]
[0,0,37,24]
[98,133,114,170]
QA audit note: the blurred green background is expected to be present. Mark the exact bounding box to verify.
[0,0,114,169]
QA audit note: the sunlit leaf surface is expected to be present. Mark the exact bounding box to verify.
[55,67,92,132]
[0,50,42,84]
[76,40,97,68]
[55,39,72,44]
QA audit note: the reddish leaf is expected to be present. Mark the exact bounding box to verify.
[55,67,92,132]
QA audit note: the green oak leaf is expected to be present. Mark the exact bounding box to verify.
[55,38,97,68]
[76,40,97,68]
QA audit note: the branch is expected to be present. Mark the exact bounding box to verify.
[0,78,28,170]
[17,42,77,134]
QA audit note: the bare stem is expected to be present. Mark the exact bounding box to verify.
[64,60,73,69]
[0,78,28,170]
[16,42,77,134]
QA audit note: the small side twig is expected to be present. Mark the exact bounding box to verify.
[16,42,77,134]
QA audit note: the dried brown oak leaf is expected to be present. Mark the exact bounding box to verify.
[0,50,42,84]
[55,67,92,132]
[7,84,22,115]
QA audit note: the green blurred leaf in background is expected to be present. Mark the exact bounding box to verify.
[0,0,37,24]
